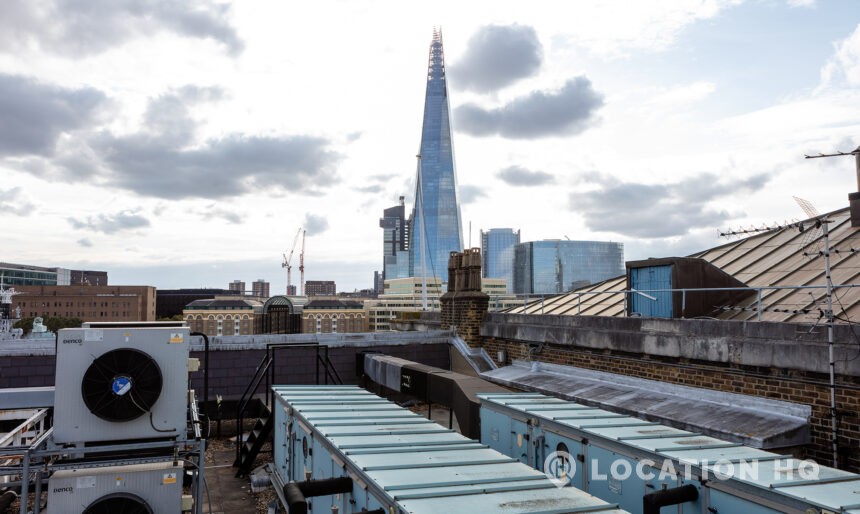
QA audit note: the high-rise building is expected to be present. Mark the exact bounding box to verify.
[228,280,246,295]
[305,280,336,297]
[408,30,463,283]
[513,240,624,295]
[481,228,520,293]
[252,279,270,298]
[379,197,410,281]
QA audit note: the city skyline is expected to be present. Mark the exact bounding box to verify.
[1,2,859,291]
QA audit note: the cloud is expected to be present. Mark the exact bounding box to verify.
[303,213,329,235]
[68,210,151,234]
[569,172,769,238]
[455,77,604,139]
[0,74,105,157]
[497,165,555,187]
[357,185,383,194]
[451,24,542,93]
[49,86,341,200]
[198,205,242,224]
[820,24,860,89]
[77,238,93,248]
[0,0,243,57]
[458,185,486,204]
[0,187,36,216]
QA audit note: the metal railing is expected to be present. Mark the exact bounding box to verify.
[515,283,860,320]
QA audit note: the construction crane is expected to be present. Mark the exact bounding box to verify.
[282,228,302,295]
[299,229,306,296]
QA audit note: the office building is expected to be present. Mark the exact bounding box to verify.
[379,197,410,281]
[70,270,108,286]
[408,30,463,283]
[156,288,237,319]
[252,279,270,298]
[12,285,156,322]
[305,280,336,297]
[513,240,624,295]
[481,228,520,293]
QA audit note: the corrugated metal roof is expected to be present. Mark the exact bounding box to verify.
[505,207,860,323]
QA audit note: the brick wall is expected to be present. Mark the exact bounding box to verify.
[440,291,489,347]
[482,336,860,472]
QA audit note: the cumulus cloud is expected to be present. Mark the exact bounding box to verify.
[68,210,151,234]
[458,185,486,204]
[197,205,242,224]
[569,172,769,238]
[451,24,542,93]
[0,187,36,216]
[77,238,93,247]
[497,165,555,186]
[357,185,383,194]
[820,23,860,89]
[455,77,604,139]
[303,213,329,235]
[46,86,342,199]
[0,0,243,57]
[0,74,105,157]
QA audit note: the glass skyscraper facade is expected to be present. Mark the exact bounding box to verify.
[481,228,520,293]
[408,30,463,283]
[513,240,625,295]
[379,197,410,281]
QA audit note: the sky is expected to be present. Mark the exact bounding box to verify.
[1,0,859,293]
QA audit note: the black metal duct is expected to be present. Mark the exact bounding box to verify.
[284,476,353,514]
[643,484,699,514]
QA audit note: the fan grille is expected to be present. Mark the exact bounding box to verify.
[81,348,163,422]
[83,493,153,514]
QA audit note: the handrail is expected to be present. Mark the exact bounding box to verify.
[516,283,860,320]
[235,353,272,464]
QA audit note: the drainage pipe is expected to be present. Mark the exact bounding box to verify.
[643,484,699,514]
[284,476,353,514]
[0,491,17,513]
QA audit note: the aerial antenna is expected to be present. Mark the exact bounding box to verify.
[793,196,825,255]
[804,145,860,189]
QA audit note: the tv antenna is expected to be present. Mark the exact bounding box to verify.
[804,145,860,189]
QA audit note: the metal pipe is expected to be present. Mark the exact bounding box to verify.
[190,332,209,418]
[0,491,16,513]
[642,484,698,514]
[283,477,353,514]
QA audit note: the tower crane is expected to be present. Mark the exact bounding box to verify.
[299,229,306,296]
[282,227,302,294]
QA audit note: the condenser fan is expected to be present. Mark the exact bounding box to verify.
[83,493,153,514]
[81,348,163,422]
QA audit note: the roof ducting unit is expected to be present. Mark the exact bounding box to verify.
[626,257,753,318]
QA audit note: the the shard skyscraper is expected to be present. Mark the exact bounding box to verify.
[409,30,463,283]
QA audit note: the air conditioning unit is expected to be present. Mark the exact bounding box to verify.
[53,327,190,444]
[47,461,182,513]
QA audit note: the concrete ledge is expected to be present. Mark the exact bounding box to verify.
[482,313,860,376]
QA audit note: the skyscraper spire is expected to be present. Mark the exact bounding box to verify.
[409,30,463,283]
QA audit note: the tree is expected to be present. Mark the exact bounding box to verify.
[14,316,83,334]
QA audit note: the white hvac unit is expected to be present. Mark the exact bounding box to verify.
[47,461,182,514]
[53,327,190,444]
